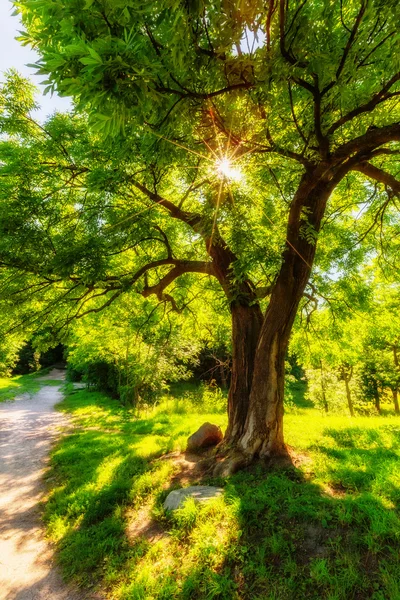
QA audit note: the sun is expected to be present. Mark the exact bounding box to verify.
[216,157,243,182]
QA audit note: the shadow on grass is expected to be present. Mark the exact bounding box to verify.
[45,390,400,600]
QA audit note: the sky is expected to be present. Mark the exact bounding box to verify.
[0,0,72,121]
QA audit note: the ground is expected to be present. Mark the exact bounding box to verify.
[1,377,400,599]
[0,369,98,600]
[43,382,400,599]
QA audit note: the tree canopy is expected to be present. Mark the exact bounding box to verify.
[1,0,400,461]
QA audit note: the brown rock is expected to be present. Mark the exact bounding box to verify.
[187,422,223,452]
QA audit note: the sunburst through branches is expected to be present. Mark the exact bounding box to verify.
[215,156,243,182]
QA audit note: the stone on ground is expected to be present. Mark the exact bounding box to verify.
[186,422,223,452]
[72,382,86,390]
[163,486,224,511]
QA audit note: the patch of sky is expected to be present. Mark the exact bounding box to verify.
[0,0,72,122]
[232,26,266,56]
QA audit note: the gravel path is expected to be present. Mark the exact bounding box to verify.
[0,371,89,600]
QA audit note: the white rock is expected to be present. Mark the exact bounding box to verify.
[163,486,224,511]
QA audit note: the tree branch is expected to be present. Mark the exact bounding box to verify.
[130,179,202,228]
[155,82,255,100]
[333,122,400,161]
[328,72,400,135]
[322,1,367,96]
[352,161,400,196]
[141,260,215,300]
[279,0,308,68]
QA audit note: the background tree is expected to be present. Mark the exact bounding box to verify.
[2,0,400,463]
[359,281,400,414]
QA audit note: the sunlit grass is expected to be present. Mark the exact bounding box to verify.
[0,369,58,402]
[44,383,400,599]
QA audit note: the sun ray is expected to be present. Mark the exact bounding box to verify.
[201,136,220,160]
[216,157,243,181]
[105,197,168,230]
[148,130,214,162]
[208,177,224,253]
[208,104,225,161]
[231,145,258,161]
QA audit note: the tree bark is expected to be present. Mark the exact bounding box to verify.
[374,392,381,414]
[224,302,263,444]
[344,375,354,417]
[392,389,400,415]
[235,170,336,458]
[320,359,329,413]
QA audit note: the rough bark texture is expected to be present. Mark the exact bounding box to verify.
[225,302,263,443]
[235,170,337,458]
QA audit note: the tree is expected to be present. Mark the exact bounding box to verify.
[292,307,364,416]
[65,291,200,406]
[360,282,400,414]
[4,0,400,462]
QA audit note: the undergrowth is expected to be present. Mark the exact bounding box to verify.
[43,381,400,599]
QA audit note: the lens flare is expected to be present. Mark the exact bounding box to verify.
[216,157,243,182]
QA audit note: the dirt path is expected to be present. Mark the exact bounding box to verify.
[0,370,90,600]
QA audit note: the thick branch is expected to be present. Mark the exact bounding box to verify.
[56,259,216,327]
[333,123,400,161]
[352,161,400,196]
[141,260,216,311]
[130,180,202,228]
[141,260,215,300]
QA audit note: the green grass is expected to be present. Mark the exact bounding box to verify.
[43,383,400,599]
[0,368,59,402]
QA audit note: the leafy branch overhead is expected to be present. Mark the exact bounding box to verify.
[1,0,400,457]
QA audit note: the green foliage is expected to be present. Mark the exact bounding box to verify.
[12,341,64,375]
[0,0,399,471]
[0,333,24,377]
[166,381,228,414]
[291,272,400,416]
[2,0,400,346]
[64,292,204,408]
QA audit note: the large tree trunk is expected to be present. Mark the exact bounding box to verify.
[233,170,337,459]
[237,273,303,457]
[225,302,263,443]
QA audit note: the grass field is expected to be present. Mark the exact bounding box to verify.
[42,382,400,600]
[0,368,58,402]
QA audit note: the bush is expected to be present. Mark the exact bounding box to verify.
[66,365,84,382]
[84,361,119,397]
